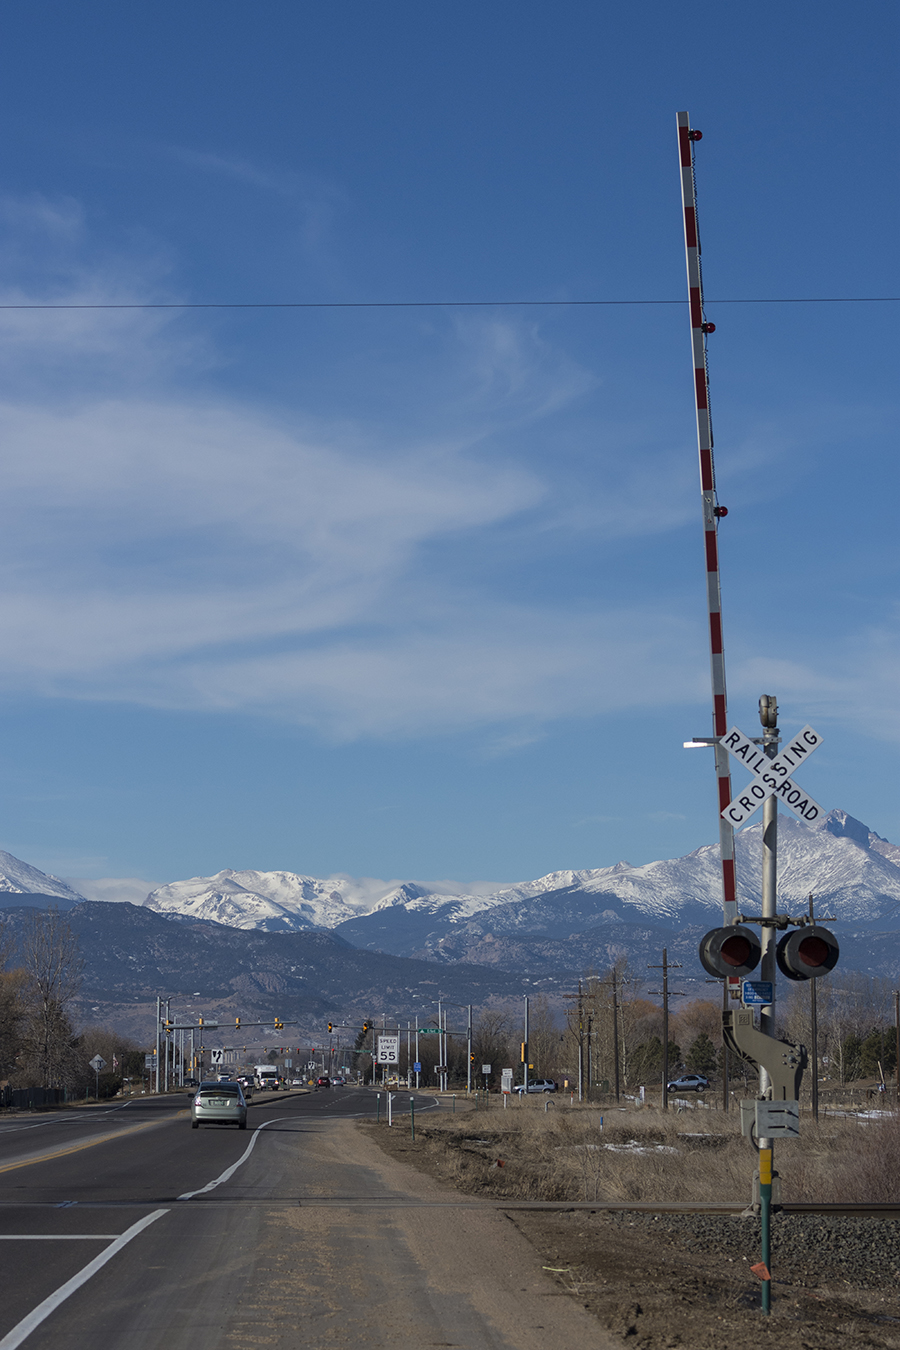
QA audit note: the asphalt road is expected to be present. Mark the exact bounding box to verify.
[0,1086,610,1350]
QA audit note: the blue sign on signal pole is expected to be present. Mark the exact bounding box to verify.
[741,980,774,1007]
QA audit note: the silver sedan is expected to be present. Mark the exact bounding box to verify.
[191,1081,248,1129]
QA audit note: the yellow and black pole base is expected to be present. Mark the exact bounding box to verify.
[759,1144,773,1313]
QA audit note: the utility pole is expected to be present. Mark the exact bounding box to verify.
[466,1005,472,1096]
[809,894,819,1123]
[611,970,620,1104]
[442,1004,448,1092]
[563,982,587,1100]
[154,996,161,1094]
[758,692,779,1318]
[648,949,684,1111]
[523,996,529,1092]
[577,981,584,1102]
[721,980,730,1112]
[163,997,172,1092]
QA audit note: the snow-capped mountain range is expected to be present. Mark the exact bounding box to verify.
[0,809,890,962]
[125,809,900,945]
[0,851,84,904]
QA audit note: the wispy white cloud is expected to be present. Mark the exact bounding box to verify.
[731,619,900,746]
[2,190,891,750]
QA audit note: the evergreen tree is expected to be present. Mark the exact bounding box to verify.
[686,1031,717,1076]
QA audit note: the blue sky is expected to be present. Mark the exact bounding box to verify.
[0,2,896,887]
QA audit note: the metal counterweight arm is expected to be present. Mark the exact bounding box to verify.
[723,1010,807,1101]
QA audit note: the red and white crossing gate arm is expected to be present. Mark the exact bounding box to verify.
[677,111,737,925]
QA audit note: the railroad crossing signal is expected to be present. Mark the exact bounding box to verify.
[699,925,761,979]
[720,724,826,827]
[776,926,840,981]
[701,922,838,985]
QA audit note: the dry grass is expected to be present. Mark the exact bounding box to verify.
[402,1097,900,1204]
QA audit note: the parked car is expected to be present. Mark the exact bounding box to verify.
[191,1080,248,1129]
[513,1079,557,1094]
[666,1074,710,1093]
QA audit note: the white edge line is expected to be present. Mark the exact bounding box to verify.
[0,1209,168,1350]
[0,1235,119,1240]
[177,1117,293,1200]
[177,1097,443,1202]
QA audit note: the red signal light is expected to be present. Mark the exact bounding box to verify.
[698,925,761,979]
[777,926,839,981]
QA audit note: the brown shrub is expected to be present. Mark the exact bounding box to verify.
[407,1097,900,1205]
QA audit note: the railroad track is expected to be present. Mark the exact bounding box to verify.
[495,1200,900,1217]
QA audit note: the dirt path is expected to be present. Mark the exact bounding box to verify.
[223,1113,618,1349]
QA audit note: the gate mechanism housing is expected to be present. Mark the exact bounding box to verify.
[722,1009,807,1101]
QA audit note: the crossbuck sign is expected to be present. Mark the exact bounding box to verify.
[721,724,825,828]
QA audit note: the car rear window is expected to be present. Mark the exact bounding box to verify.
[199,1086,239,1097]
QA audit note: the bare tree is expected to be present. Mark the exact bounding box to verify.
[472,1008,515,1085]
[17,910,84,1089]
[0,969,25,1081]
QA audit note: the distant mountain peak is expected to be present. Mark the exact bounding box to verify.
[0,851,85,903]
[820,808,873,847]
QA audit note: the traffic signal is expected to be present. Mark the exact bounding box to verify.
[520,1042,527,1062]
[362,1021,370,1033]
[470,1054,475,1063]
[328,1023,333,1033]
[776,926,840,981]
[235,1017,241,1029]
[274,1018,283,1030]
[698,925,762,979]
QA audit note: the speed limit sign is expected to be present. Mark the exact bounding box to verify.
[377,1035,399,1064]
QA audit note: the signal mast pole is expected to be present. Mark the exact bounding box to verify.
[677,112,737,929]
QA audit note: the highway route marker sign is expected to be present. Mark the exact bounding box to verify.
[721,724,825,828]
[377,1035,399,1064]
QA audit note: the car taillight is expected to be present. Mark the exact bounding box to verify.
[194,1095,202,1105]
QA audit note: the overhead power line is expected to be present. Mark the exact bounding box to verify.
[0,296,896,312]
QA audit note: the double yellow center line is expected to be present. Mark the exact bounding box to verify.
[0,1111,189,1175]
